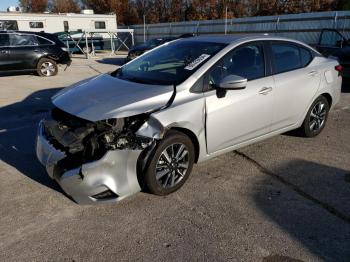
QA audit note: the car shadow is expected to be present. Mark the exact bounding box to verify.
[0,70,37,77]
[96,57,126,66]
[253,159,350,260]
[0,87,64,193]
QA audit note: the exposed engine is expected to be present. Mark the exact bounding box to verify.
[43,107,154,169]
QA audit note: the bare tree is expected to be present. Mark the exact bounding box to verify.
[32,0,48,12]
[52,0,80,13]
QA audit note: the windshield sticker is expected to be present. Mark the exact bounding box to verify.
[184,54,211,70]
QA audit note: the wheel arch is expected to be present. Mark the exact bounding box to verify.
[169,127,200,163]
[320,92,333,108]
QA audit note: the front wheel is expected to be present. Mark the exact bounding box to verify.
[144,130,195,195]
[300,96,330,137]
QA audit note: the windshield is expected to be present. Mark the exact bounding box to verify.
[115,40,227,85]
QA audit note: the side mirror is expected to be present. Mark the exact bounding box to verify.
[219,75,247,90]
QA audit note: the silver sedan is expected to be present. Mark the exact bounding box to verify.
[36,35,342,204]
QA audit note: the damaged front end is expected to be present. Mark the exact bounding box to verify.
[36,107,162,204]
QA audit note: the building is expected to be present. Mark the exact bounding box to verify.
[0,12,117,33]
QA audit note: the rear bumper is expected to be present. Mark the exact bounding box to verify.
[36,120,142,204]
[57,51,72,66]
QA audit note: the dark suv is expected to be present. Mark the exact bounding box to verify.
[0,31,71,77]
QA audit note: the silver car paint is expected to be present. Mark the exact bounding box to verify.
[36,121,142,204]
[59,150,142,205]
[36,121,66,178]
[36,35,342,204]
[52,73,174,121]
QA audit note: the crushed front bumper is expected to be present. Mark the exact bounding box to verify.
[36,121,142,204]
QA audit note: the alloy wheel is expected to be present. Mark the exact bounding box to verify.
[40,62,55,76]
[309,101,327,132]
[155,143,189,189]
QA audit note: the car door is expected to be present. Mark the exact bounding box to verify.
[205,42,275,154]
[316,29,346,57]
[0,33,11,71]
[269,41,321,131]
[7,33,40,71]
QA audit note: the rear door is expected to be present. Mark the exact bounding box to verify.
[7,33,40,71]
[0,33,10,71]
[269,41,321,131]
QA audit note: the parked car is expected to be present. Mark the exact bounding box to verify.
[36,35,342,204]
[55,31,105,54]
[0,31,71,77]
[126,36,176,61]
[315,28,350,78]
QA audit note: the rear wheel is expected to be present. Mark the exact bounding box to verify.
[300,96,330,137]
[144,130,195,195]
[37,58,58,77]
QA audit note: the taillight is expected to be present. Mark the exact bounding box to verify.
[335,65,343,72]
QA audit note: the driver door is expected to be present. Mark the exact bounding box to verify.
[205,42,275,154]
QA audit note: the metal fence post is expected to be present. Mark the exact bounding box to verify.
[275,16,280,35]
[143,15,146,42]
[224,6,228,35]
[334,11,338,29]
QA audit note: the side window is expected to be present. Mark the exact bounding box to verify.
[64,21,69,32]
[0,34,9,47]
[208,43,265,89]
[95,21,106,29]
[9,34,38,46]
[300,47,312,67]
[319,30,344,47]
[271,43,301,74]
[29,22,44,29]
[36,36,53,45]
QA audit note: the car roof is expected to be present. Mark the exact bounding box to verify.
[179,34,301,44]
[0,30,49,36]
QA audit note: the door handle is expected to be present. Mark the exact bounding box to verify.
[308,70,318,77]
[259,87,273,95]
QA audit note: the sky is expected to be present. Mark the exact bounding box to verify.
[0,0,19,11]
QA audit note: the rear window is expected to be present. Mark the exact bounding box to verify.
[271,43,313,74]
[300,48,312,67]
[36,36,53,45]
[271,43,301,74]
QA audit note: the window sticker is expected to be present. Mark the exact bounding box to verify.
[185,54,211,70]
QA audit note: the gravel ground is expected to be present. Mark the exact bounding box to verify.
[0,57,349,261]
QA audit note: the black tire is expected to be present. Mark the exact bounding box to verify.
[37,58,58,77]
[300,95,330,137]
[144,130,195,195]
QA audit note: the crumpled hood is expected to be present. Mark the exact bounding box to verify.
[52,74,174,121]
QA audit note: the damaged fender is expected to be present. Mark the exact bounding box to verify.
[136,116,166,139]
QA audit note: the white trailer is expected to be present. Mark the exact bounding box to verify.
[0,12,117,33]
